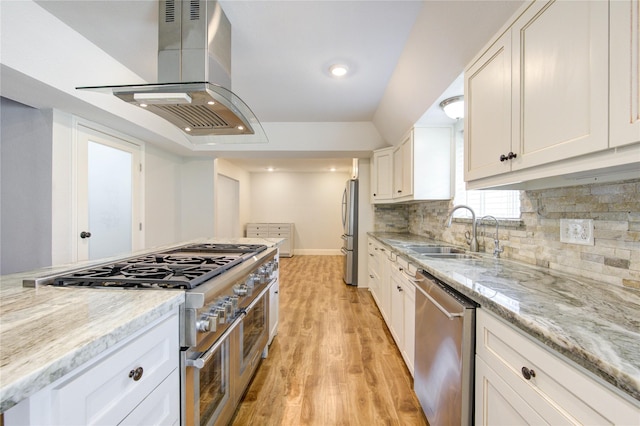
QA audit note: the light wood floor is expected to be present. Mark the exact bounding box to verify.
[231,255,428,426]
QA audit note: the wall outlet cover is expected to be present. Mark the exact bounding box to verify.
[560,219,594,245]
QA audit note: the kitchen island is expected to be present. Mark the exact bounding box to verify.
[0,237,283,415]
[369,232,640,406]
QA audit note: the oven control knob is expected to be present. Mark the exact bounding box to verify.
[229,296,239,311]
[216,307,226,323]
[196,315,216,333]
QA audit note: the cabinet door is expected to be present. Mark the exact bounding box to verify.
[511,0,609,170]
[475,356,548,426]
[403,280,415,376]
[393,135,413,199]
[119,369,180,426]
[465,31,513,181]
[610,0,640,147]
[389,271,404,347]
[372,148,393,202]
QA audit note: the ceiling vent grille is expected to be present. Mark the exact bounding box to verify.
[189,0,200,20]
[165,0,176,23]
[160,105,229,129]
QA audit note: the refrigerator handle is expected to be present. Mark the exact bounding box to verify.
[341,188,347,229]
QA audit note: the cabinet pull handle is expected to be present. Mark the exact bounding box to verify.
[521,366,536,380]
[129,366,144,381]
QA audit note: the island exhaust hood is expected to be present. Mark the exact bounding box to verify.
[78,0,266,142]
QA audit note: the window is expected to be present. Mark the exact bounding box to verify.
[452,125,521,219]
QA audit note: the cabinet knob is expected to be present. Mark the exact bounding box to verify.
[397,190,402,193]
[397,285,403,292]
[373,193,377,197]
[508,151,517,160]
[128,366,144,381]
[521,366,536,380]
[500,154,508,162]
[80,231,92,239]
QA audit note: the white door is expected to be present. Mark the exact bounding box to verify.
[76,125,142,261]
[216,174,240,238]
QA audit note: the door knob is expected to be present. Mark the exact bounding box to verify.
[80,231,92,239]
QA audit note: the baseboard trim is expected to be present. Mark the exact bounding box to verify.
[293,249,342,256]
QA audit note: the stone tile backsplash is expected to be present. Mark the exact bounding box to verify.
[373,179,640,289]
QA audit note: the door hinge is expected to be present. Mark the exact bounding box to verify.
[139,223,142,231]
[139,163,142,172]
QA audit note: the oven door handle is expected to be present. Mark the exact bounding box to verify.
[187,317,242,370]
[242,283,272,314]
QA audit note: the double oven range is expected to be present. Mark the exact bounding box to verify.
[30,242,279,426]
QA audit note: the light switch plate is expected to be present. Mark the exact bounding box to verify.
[560,219,594,245]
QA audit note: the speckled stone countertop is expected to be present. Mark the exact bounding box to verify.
[0,237,283,413]
[369,232,640,404]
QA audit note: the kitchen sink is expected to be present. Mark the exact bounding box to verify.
[421,253,480,260]
[406,245,465,254]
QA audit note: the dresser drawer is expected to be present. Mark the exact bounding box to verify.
[247,223,268,233]
[476,309,639,425]
[268,224,290,233]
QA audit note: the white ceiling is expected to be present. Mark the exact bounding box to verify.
[25,0,522,173]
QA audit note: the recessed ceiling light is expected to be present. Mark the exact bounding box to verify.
[139,103,148,108]
[329,167,337,172]
[329,64,349,77]
[207,101,215,105]
[184,127,192,132]
[266,167,275,172]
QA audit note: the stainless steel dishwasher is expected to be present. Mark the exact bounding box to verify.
[414,269,479,426]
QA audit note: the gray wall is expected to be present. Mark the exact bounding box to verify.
[1,97,53,274]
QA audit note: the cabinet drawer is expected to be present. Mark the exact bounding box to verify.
[52,312,179,425]
[247,231,269,238]
[268,224,290,233]
[247,224,268,232]
[269,231,290,238]
[476,310,639,424]
[119,368,179,426]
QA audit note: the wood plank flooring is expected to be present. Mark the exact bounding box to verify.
[231,255,428,425]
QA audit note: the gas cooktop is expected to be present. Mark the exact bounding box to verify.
[51,243,268,290]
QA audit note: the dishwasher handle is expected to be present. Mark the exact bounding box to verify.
[416,284,464,320]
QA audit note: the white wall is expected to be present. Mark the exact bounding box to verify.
[144,144,182,248]
[249,171,350,254]
[214,159,251,237]
[0,98,53,274]
[180,158,215,241]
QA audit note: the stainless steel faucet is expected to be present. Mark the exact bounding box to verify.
[481,215,503,258]
[446,204,478,252]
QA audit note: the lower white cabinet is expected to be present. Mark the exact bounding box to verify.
[247,223,294,257]
[5,309,180,426]
[268,277,280,345]
[389,259,416,376]
[475,309,640,425]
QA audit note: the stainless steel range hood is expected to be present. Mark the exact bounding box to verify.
[78,0,266,142]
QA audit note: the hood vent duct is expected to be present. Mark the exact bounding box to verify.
[77,0,266,142]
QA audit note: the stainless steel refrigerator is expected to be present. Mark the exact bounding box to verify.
[341,179,358,285]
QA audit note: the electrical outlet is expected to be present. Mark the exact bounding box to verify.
[560,219,594,245]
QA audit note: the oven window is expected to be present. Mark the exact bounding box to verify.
[241,296,266,361]
[199,341,229,425]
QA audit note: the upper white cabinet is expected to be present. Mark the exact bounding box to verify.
[465,0,639,189]
[610,0,640,147]
[373,126,452,204]
[371,147,394,203]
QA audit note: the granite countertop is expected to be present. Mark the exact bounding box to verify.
[0,237,283,413]
[369,232,640,405]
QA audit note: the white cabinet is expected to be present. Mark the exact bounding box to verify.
[268,267,280,345]
[392,127,452,202]
[247,223,295,257]
[475,309,640,425]
[465,0,638,189]
[610,0,640,147]
[371,147,393,203]
[389,258,416,376]
[5,309,180,426]
[367,238,391,323]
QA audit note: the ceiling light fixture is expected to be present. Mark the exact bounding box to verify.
[329,64,349,77]
[439,95,464,120]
